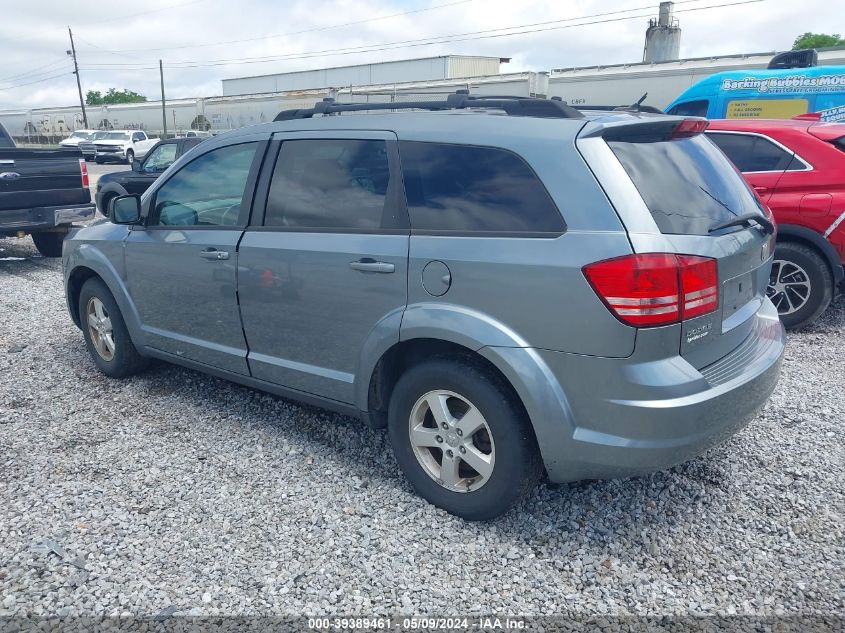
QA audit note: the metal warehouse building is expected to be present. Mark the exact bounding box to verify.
[221,55,507,96]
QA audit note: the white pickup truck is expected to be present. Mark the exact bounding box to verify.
[93,130,159,165]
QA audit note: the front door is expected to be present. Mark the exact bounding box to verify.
[125,140,263,374]
[237,133,409,404]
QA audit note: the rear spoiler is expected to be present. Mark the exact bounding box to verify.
[578,116,708,142]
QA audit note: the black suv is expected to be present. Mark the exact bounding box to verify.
[95,137,203,214]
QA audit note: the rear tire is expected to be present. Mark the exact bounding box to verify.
[387,357,542,520]
[78,277,148,378]
[31,231,65,257]
[768,241,833,329]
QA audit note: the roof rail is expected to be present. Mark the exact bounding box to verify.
[273,91,584,121]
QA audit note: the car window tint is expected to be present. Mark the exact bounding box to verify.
[609,134,764,236]
[150,142,257,227]
[667,100,709,117]
[265,139,395,230]
[707,133,794,172]
[399,141,564,234]
[143,144,178,173]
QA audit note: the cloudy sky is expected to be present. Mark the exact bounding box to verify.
[0,0,841,109]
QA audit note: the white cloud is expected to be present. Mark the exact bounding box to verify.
[0,0,841,108]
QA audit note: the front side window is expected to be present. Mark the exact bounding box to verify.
[132,132,144,142]
[149,142,258,227]
[264,139,396,230]
[399,141,564,234]
[667,100,709,117]
[142,143,178,173]
[707,132,797,172]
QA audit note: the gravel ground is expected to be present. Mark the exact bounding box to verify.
[0,234,842,620]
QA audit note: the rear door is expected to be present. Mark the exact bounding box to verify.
[706,131,798,201]
[237,131,408,404]
[579,119,776,369]
[0,149,89,211]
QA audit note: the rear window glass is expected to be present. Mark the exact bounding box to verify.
[400,141,564,234]
[707,132,795,172]
[608,134,763,235]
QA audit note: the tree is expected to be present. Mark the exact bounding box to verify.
[85,88,147,105]
[792,32,845,50]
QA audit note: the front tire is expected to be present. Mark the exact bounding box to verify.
[31,231,66,257]
[78,278,148,378]
[126,149,134,165]
[388,358,542,520]
[767,241,833,329]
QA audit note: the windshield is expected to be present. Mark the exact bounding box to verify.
[608,134,764,235]
[69,131,90,139]
[104,132,130,140]
[91,132,107,140]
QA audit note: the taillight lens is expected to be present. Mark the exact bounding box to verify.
[583,253,718,327]
[79,159,89,189]
[677,255,718,319]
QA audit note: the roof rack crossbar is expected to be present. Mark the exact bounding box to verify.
[273,92,584,121]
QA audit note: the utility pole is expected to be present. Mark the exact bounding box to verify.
[159,60,167,138]
[67,27,88,129]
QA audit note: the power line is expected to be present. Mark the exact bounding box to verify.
[82,0,476,54]
[0,72,72,92]
[83,0,209,26]
[0,58,70,84]
[77,1,701,68]
[77,0,765,72]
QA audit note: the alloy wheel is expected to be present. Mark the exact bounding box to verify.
[767,259,811,316]
[408,390,495,493]
[86,297,116,361]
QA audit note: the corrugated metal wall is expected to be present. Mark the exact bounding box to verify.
[221,56,501,96]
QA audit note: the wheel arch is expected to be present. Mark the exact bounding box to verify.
[777,223,844,286]
[65,248,144,343]
[96,182,128,214]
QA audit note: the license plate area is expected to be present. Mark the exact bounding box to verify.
[722,271,757,322]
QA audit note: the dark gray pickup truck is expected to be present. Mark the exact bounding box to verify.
[0,122,95,257]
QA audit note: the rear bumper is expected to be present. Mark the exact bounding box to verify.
[0,203,96,236]
[486,299,785,483]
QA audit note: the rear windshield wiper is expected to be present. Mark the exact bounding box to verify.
[709,211,774,234]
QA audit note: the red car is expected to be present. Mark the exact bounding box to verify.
[706,118,845,328]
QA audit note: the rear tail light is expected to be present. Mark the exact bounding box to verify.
[79,159,89,189]
[671,118,709,138]
[583,253,718,327]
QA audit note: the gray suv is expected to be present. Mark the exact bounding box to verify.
[63,94,785,520]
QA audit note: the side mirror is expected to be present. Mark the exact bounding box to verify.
[109,195,142,225]
[131,160,142,173]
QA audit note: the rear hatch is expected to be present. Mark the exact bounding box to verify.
[0,148,90,212]
[579,116,776,369]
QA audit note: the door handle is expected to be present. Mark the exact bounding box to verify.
[754,186,769,196]
[200,248,230,260]
[349,258,395,273]
[0,172,21,181]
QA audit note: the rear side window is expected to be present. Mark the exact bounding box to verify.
[667,100,709,117]
[399,141,564,234]
[608,134,763,236]
[707,132,795,172]
[264,139,398,230]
